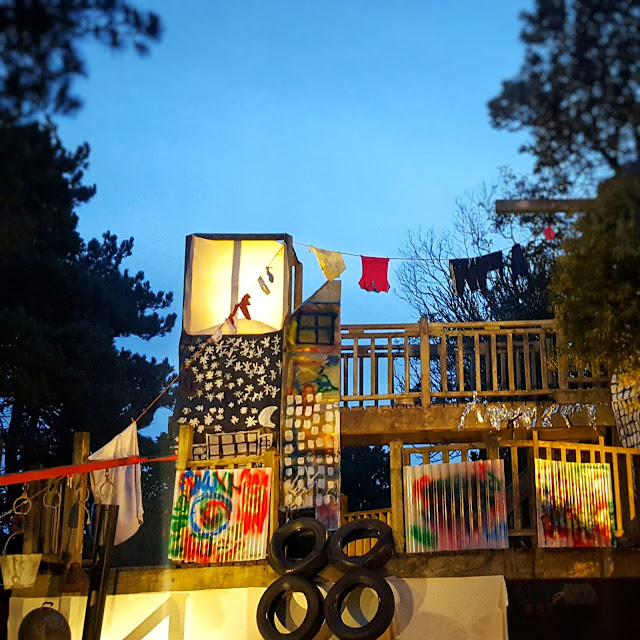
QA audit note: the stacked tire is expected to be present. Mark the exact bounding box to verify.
[257,517,395,640]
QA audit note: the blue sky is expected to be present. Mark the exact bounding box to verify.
[56,1,534,434]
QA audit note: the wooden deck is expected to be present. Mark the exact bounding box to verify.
[340,319,614,445]
[15,318,637,596]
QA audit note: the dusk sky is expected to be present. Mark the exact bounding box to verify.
[56,0,535,434]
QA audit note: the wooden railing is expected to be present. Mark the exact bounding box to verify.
[341,319,609,407]
[389,434,640,551]
[341,323,420,407]
[339,495,392,556]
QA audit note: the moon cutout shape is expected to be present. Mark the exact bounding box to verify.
[258,405,278,429]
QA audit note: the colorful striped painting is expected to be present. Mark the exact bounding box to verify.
[169,467,271,563]
[404,460,508,552]
[535,459,614,547]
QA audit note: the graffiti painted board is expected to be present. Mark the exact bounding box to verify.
[404,460,508,552]
[169,468,271,563]
[535,459,614,547]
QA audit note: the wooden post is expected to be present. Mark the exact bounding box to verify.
[419,318,431,409]
[265,449,280,538]
[177,424,193,472]
[293,260,303,309]
[487,434,500,460]
[22,480,44,554]
[339,494,348,526]
[555,320,569,391]
[389,440,405,553]
[60,432,91,564]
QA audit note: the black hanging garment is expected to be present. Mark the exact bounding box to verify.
[510,244,528,283]
[449,259,479,296]
[450,251,503,296]
[474,251,503,295]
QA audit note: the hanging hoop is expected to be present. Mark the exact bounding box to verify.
[43,483,62,509]
[99,471,115,500]
[3,531,20,556]
[12,491,32,517]
[76,484,92,525]
[76,484,91,504]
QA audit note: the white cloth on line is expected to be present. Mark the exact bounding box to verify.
[88,422,143,545]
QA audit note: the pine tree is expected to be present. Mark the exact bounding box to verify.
[0,122,176,473]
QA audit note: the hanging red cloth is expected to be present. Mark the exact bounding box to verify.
[543,225,556,240]
[359,256,390,293]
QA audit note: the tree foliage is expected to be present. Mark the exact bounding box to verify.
[341,446,390,511]
[489,0,640,182]
[396,170,561,323]
[0,122,176,473]
[550,174,640,375]
[0,0,161,122]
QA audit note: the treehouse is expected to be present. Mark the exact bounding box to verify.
[7,232,640,640]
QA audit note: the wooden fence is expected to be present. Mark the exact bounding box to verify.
[341,319,609,408]
[388,433,640,552]
[339,494,392,556]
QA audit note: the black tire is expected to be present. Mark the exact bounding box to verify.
[327,518,394,573]
[323,569,395,640]
[256,575,324,640]
[268,517,328,577]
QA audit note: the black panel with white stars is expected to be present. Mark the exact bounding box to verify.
[172,331,282,442]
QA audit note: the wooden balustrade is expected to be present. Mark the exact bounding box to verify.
[341,319,609,407]
[339,494,392,556]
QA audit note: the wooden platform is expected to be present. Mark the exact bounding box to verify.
[15,547,640,599]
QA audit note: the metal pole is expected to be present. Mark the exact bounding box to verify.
[82,504,119,640]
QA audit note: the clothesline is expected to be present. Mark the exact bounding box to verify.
[291,239,533,262]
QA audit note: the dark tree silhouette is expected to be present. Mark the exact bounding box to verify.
[396,170,561,324]
[551,173,640,376]
[0,123,176,474]
[489,0,640,183]
[0,0,161,122]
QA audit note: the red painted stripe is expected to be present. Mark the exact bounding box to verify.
[0,455,178,487]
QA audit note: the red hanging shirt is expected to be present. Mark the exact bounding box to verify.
[359,256,390,293]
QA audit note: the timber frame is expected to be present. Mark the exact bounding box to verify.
[15,316,640,599]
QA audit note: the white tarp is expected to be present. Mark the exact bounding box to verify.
[9,576,508,639]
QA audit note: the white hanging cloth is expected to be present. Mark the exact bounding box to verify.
[88,421,143,545]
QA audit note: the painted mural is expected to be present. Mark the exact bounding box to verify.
[535,459,614,548]
[169,468,271,563]
[281,281,341,529]
[171,331,282,447]
[404,460,509,552]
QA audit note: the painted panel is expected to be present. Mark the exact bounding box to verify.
[172,331,282,444]
[281,281,341,529]
[535,459,614,547]
[169,468,271,563]
[404,460,508,552]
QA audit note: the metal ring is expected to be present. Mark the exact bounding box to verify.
[100,477,115,500]
[43,487,62,509]
[12,494,32,516]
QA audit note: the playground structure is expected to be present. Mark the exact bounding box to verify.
[6,233,640,639]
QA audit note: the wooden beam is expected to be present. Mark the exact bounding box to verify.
[15,547,640,598]
[389,440,405,553]
[495,199,593,215]
[176,424,193,472]
[61,432,91,564]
